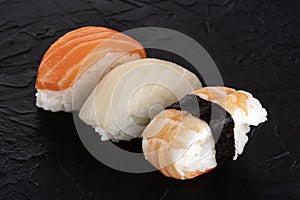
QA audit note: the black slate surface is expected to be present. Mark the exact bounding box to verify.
[0,0,299,199]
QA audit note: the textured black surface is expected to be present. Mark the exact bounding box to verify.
[166,94,235,165]
[0,0,300,200]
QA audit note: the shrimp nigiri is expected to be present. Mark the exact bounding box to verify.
[142,87,267,179]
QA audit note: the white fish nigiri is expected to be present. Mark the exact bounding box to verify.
[79,58,202,141]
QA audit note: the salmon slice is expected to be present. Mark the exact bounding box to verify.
[44,27,113,57]
[36,26,146,91]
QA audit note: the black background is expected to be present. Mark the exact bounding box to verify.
[0,0,299,199]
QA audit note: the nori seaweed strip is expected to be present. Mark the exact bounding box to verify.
[166,94,235,165]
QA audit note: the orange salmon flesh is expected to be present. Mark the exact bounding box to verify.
[35,26,146,91]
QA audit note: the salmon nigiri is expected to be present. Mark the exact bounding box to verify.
[142,87,267,179]
[35,26,146,112]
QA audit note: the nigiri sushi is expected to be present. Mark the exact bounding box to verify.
[142,87,267,179]
[79,58,202,141]
[35,26,146,112]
